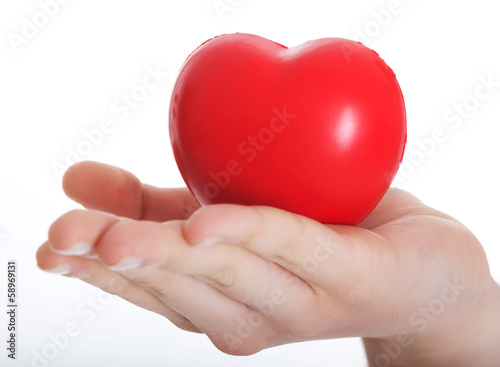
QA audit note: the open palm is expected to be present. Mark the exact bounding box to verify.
[37,161,499,365]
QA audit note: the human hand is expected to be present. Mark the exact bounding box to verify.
[37,161,500,366]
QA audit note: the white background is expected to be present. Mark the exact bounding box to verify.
[1,0,499,366]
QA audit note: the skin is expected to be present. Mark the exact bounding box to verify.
[36,161,500,366]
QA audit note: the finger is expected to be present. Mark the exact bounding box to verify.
[99,233,286,355]
[63,161,200,221]
[102,220,314,321]
[182,204,382,291]
[124,267,283,355]
[48,210,277,353]
[36,241,201,333]
[48,209,120,256]
[61,212,312,322]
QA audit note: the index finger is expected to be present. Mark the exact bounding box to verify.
[182,204,383,291]
[63,161,200,221]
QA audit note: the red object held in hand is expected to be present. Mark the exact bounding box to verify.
[169,33,406,224]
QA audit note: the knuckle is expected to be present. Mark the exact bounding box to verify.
[141,283,171,300]
[270,215,307,265]
[206,305,272,356]
[170,316,200,333]
[273,240,301,266]
[207,264,236,288]
[209,332,265,356]
[138,277,176,301]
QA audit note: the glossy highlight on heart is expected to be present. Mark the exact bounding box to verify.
[169,33,406,224]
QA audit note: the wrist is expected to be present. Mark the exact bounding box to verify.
[363,278,500,367]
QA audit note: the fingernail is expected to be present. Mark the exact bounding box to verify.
[53,241,92,256]
[45,264,72,275]
[196,236,224,248]
[108,256,143,271]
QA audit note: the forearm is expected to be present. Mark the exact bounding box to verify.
[363,280,500,367]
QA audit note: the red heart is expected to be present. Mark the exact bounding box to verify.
[169,33,406,224]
